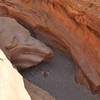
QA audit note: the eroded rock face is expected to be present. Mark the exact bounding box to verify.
[0,17,53,69]
[0,0,99,35]
[0,0,100,94]
[60,0,100,36]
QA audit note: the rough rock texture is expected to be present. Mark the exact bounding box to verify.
[0,17,53,70]
[0,0,100,93]
[60,0,100,36]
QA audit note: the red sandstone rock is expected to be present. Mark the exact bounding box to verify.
[0,0,100,93]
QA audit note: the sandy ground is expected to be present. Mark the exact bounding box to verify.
[22,51,100,100]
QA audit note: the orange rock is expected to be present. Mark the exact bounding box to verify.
[0,0,100,93]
